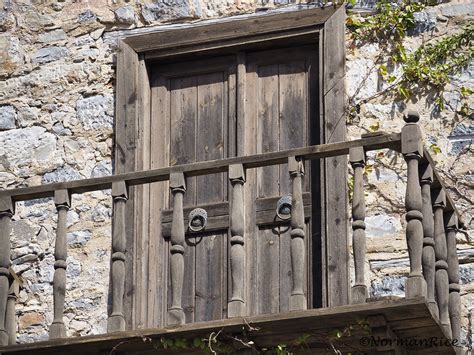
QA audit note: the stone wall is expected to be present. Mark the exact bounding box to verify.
[0,0,472,345]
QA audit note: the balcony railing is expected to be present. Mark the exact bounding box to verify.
[0,111,463,347]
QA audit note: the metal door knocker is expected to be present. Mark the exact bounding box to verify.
[188,208,208,232]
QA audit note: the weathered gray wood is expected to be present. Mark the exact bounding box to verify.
[0,134,402,203]
[432,188,451,338]
[322,5,348,307]
[349,147,367,304]
[168,173,186,326]
[419,162,438,318]
[288,157,307,311]
[108,181,128,333]
[0,197,13,346]
[228,164,246,317]
[5,275,18,345]
[445,212,460,341]
[401,112,426,300]
[124,7,336,54]
[50,190,71,339]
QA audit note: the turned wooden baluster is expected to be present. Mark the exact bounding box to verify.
[446,211,460,341]
[0,197,14,346]
[401,111,427,299]
[228,164,246,317]
[288,156,307,311]
[433,188,451,338]
[5,273,19,345]
[107,181,128,332]
[50,189,70,339]
[168,172,186,325]
[350,147,367,304]
[419,162,438,318]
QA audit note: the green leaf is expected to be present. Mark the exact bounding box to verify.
[430,143,442,155]
[368,121,380,132]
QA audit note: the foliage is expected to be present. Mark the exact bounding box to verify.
[347,0,474,116]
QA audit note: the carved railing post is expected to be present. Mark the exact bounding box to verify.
[288,156,307,311]
[168,172,186,325]
[433,188,451,338]
[0,197,14,346]
[107,181,128,333]
[350,147,367,304]
[228,164,246,317]
[446,212,460,341]
[6,272,19,345]
[401,111,426,299]
[419,162,438,318]
[50,189,70,339]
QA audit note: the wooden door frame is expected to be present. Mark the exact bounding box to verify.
[114,5,347,329]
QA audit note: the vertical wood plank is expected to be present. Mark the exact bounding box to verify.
[419,162,438,318]
[279,61,309,312]
[149,74,170,327]
[288,156,307,311]
[135,55,151,329]
[255,63,281,314]
[349,147,367,304]
[401,112,427,300]
[170,76,197,324]
[0,197,14,346]
[446,212,461,341]
[195,72,226,322]
[433,188,451,338]
[322,6,348,307]
[168,173,186,325]
[50,189,71,339]
[244,63,259,317]
[108,181,128,333]
[115,41,139,329]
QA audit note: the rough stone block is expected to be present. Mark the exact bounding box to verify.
[0,105,16,130]
[115,6,135,24]
[32,46,69,64]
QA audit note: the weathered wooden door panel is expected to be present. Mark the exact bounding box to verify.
[245,47,317,315]
[151,58,235,325]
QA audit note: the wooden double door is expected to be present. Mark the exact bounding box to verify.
[146,45,321,326]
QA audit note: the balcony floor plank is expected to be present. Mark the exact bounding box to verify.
[0,298,457,354]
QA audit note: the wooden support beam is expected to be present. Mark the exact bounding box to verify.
[108,181,128,333]
[228,164,246,318]
[445,212,460,342]
[288,157,307,311]
[50,190,71,339]
[168,173,186,326]
[433,188,451,338]
[401,112,426,300]
[419,162,438,318]
[0,197,13,346]
[349,147,367,304]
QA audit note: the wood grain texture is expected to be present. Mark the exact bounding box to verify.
[50,190,71,339]
[322,5,348,307]
[445,212,460,341]
[432,189,451,338]
[419,162,438,318]
[349,147,367,304]
[0,197,13,346]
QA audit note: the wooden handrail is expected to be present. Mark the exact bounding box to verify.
[0,133,401,202]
